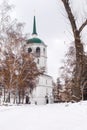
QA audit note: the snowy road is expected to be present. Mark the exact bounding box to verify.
[0,102,87,130]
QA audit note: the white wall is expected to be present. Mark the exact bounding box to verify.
[31,74,53,104]
[26,43,47,72]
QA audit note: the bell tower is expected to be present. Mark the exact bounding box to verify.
[27,16,47,73]
[26,15,53,105]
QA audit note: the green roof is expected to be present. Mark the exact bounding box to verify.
[32,16,37,35]
[27,16,46,46]
[27,37,44,44]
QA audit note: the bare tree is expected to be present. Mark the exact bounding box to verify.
[14,52,42,104]
[53,78,62,102]
[0,1,43,104]
[58,43,76,101]
[60,0,87,101]
[59,42,75,82]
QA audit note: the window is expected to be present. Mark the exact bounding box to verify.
[28,48,32,53]
[36,47,40,57]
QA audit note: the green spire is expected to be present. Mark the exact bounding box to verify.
[32,16,37,35]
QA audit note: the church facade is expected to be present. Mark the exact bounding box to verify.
[26,16,53,104]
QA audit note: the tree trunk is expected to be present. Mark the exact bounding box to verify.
[60,0,87,101]
[22,89,24,104]
[3,87,6,102]
[18,90,21,104]
[8,92,10,102]
[72,31,84,101]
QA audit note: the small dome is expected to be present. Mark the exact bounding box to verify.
[27,37,44,44]
[27,16,46,46]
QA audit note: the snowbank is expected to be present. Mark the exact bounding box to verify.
[0,101,87,130]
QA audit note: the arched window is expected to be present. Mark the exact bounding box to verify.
[36,47,40,57]
[28,48,32,53]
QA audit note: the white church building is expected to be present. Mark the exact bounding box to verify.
[26,16,53,104]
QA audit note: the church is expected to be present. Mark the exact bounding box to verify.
[26,16,53,104]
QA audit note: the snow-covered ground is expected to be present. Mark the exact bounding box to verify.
[0,101,87,130]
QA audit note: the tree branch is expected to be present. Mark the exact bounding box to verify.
[61,0,77,37]
[79,19,87,33]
